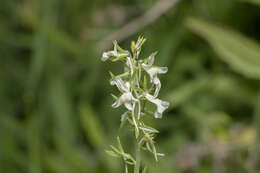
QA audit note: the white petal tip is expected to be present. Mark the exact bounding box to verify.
[162,101,170,109]
[154,112,162,118]
[160,67,168,73]
[121,112,128,122]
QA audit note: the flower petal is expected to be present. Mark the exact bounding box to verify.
[154,100,169,118]
[124,101,133,111]
[142,66,168,86]
[110,77,129,93]
[148,67,168,77]
[147,53,155,66]
[101,42,125,61]
[153,77,161,98]
[112,92,136,111]
[101,51,112,61]
[145,93,169,118]
[121,112,128,122]
[156,67,168,74]
[112,97,123,108]
[126,57,134,75]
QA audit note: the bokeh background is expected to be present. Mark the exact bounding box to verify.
[1,0,260,172]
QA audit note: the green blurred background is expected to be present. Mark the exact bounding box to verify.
[1,0,260,172]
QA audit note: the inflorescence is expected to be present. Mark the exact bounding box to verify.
[102,37,169,172]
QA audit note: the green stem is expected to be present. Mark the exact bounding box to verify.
[134,143,141,173]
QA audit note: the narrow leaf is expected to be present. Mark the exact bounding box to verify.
[117,137,124,153]
[105,150,120,158]
[186,17,260,79]
[142,166,148,173]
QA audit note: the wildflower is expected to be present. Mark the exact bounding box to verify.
[142,53,168,97]
[102,41,129,61]
[121,111,128,122]
[145,93,169,118]
[110,77,140,133]
[103,37,170,172]
[110,77,138,110]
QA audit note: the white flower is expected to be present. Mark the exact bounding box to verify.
[101,41,128,61]
[125,57,134,75]
[111,77,141,133]
[110,76,129,93]
[145,93,169,118]
[121,111,128,122]
[142,53,168,97]
[110,77,138,111]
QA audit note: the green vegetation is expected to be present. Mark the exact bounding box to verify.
[1,0,260,172]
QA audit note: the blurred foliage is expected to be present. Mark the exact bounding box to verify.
[1,0,260,173]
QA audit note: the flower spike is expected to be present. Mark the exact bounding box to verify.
[102,37,170,171]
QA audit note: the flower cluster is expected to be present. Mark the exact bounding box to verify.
[102,37,169,172]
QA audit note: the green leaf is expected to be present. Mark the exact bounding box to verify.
[111,94,118,100]
[113,41,129,54]
[117,137,124,153]
[105,150,120,158]
[139,126,159,134]
[109,71,115,78]
[110,145,121,155]
[111,54,129,62]
[79,104,105,147]
[142,166,148,173]
[53,135,92,172]
[186,17,260,79]
[117,72,130,78]
[150,142,158,162]
[165,76,209,108]
[48,77,77,144]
